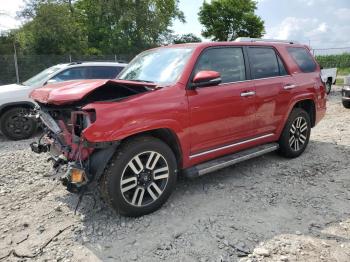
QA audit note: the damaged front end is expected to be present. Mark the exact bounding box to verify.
[29,79,155,193]
[30,105,119,193]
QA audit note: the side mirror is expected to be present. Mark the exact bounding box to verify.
[191,70,222,88]
[45,79,57,85]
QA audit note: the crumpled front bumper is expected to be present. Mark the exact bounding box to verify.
[30,110,119,193]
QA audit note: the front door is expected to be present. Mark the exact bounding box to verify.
[187,47,257,156]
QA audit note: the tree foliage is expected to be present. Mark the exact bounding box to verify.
[17,2,87,55]
[8,0,185,55]
[198,0,265,41]
[173,33,202,44]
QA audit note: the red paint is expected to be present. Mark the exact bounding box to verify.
[30,41,326,169]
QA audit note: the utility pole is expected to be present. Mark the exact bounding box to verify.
[13,41,19,84]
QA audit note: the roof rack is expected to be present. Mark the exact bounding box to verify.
[235,37,299,44]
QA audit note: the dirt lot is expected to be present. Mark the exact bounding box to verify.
[0,86,350,262]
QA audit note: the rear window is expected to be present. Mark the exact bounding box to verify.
[287,47,317,73]
[248,47,281,79]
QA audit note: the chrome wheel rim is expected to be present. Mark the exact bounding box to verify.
[289,116,308,151]
[120,151,169,207]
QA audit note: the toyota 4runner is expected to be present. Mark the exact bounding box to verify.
[30,39,327,217]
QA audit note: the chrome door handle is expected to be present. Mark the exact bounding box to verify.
[240,91,256,97]
[284,84,297,90]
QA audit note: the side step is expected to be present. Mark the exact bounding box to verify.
[183,143,279,179]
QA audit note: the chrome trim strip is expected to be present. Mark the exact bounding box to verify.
[342,97,350,100]
[198,144,279,176]
[190,133,275,159]
[218,75,291,87]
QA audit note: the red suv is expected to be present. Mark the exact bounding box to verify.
[30,39,326,217]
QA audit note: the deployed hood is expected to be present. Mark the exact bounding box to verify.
[30,79,157,106]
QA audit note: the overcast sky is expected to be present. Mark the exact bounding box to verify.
[1,0,349,49]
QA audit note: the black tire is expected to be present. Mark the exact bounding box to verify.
[278,108,311,158]
[0,107,37,140]
[325,80,332,95]
[342,100,350,109]
[101,136,177,217]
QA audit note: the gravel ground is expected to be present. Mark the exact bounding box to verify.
[0,86,350,262]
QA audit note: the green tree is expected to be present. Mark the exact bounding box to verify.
[198,0,265,41]
[75,0,185,55]
[173,33,202,44]
[18,2,87,54]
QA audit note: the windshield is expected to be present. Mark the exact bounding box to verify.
[118,47,194,84]
[22,65,64,87]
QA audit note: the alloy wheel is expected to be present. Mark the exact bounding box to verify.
[4,110,33,137]
[120,151,169,207]
[289,116,308,151]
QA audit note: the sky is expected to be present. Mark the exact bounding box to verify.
[1,0,350,49]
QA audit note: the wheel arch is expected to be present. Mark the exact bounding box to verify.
[292,99,316,127]
[0,101,37,117]
[120,128,184,168]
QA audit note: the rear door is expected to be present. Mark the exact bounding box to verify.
[247,46,294,135]
[187,46,257,156]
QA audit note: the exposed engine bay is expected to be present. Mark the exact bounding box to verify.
[30,80,154,194]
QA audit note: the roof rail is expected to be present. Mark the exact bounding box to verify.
[235,37,299,44]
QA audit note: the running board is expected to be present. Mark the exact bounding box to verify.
[183,143,279,178]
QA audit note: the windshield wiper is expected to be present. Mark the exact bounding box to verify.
[129,79,155,83]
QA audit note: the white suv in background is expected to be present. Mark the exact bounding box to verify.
[0,61,127,140]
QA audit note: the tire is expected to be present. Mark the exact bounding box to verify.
[278,108,311,158]
[0,107,37,140]
[101,136,177,217]
[325,80,332,95]
[342,100,350,109]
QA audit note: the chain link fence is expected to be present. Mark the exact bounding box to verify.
[0,54,135,85]
[1,48,350,85]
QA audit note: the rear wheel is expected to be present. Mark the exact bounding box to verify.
[278,108,311,158]
[325,80,332,94]
[343,100,350,109]
[0,107,37,140]
[101,136,177,217]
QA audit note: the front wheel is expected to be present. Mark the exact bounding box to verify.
[278,108,311,158]
[101,136,177,217]
[0,107,37,140]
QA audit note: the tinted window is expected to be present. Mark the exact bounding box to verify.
[87,66,124,79]
[248,47,280,79]
[52,67,88,82]
[194,47,246,84]
[277,55,288,76]
[287,47,317,73]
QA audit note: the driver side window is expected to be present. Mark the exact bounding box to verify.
[51,67,88,82]
[194,47,246,84]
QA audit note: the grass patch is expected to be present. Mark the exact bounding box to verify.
[336,77,344,85]
[338,67,350,76]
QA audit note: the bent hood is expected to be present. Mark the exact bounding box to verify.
[30,79,157,105]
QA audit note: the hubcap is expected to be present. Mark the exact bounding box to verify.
[289,116,308,151]
[120,151,169,207]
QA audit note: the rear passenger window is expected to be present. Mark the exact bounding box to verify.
[277,55,288,76]
[287,47,317,73]
[248,47,281,79]
[194,47,246,84]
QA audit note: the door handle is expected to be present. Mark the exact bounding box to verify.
[284,84,297,90]
[240,91,256,97]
